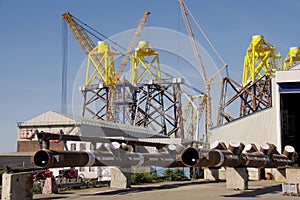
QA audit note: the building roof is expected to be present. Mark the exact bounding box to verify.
[18,111,76,127]
[18,111,168,139]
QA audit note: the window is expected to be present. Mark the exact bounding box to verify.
[79,167,85,172]
[70,143,76,151]
[80,143,86,151]
[89,167,96,172]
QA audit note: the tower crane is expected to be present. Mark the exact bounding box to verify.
[179,0,227,142]
[182,93,207,141]
[106,10,150,122]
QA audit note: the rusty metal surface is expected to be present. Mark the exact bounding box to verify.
[180,141,296,168]
[33,144,185,169]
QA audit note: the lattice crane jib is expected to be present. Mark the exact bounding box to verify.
[179,0,211,130]
[86,41,120,86]
[182,94,207,141]
[107,10,150,122]
[113,10,151,86]
[242,35,281,85]
[284,47,300,70]
[130,41,161,84]
[61,12,96,55]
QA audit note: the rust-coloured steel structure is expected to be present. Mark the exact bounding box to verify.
[132,80,184,138]
[217,75,272,125]
[33,144,184,169]
[180,141,297,168]
[80,79,185,137]
[33,135,297,170]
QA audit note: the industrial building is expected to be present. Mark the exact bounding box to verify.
[17,110,183,179]
[211,63,300,165]
[3,0,300,199]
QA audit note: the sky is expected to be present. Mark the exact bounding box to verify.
[0,0,300,153]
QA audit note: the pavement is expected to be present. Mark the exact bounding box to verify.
[34,180,299,200]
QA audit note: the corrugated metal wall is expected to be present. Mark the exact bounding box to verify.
[210,78,282,151]
[210,104,279,149]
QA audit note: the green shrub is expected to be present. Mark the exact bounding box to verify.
[32,182,42,194]
[0,169,5,185]
[164,168,185,181]
[131,169,162,184]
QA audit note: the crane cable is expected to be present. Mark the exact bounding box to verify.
[61,20,68,114]
[71,14,127,53]
[184,4,229,76]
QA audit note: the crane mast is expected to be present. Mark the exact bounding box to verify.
[107,10,150,122]
[179,0,212,142]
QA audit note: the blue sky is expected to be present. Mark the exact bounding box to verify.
[0,0,299,152]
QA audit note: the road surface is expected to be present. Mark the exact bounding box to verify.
[34,179,296,200]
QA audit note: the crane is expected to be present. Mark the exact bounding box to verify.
[106,10,150,122]
[62,11,150,121]
[61,12,96,55]
[63,10,150,87]
[113,10,150,85]
[179,0,227,142]
[182,93,207,141]
[62,12,110,85]
[61,12,97,113]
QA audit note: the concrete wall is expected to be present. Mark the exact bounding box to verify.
[2,172,33,200]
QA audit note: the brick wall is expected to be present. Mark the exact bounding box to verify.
[17,141,64,152]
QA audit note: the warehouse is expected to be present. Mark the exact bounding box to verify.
[17,110,182,179]
[210,67,300,164]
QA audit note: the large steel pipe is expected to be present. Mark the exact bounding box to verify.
[180,141,296,168]
[180,147,241,167]
[33,147,183,169]
[33,149,107,168]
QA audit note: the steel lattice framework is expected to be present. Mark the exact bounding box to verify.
[284,47,300,70]
[130,41,161,84]
[217,35,281,125]
[242,35,281,85]
[217,76,272,125]
[132,79,184,138]
[80,84,110,120]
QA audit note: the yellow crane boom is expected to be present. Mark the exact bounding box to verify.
[61,12,96,55]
